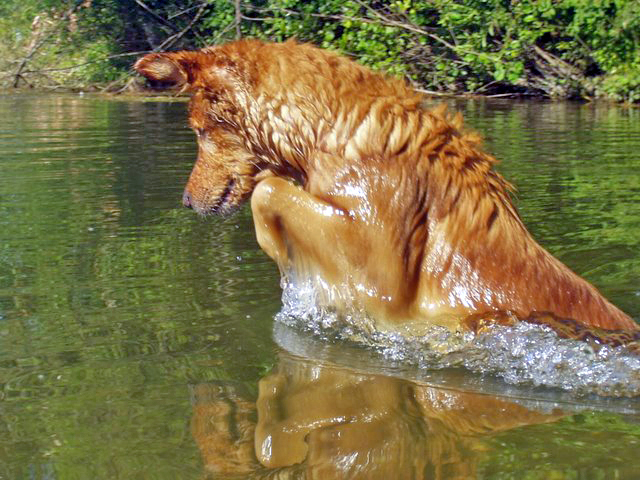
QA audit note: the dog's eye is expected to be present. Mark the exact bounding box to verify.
[195,128,206,139]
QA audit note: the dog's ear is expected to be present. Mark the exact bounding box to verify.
[134,51,204,88]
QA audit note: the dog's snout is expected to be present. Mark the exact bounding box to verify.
[182,190,193,209]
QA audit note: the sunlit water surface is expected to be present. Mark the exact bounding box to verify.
[278,277,640,397]
[1,93,639,478]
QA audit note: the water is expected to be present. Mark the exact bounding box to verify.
[0,93,639,478]
[277,277,640,397]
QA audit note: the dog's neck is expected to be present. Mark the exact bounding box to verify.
[252,100,521,231]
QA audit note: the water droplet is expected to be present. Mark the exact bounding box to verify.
[276,278,640,396]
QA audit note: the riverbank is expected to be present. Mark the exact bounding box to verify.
[4,85,637,110]
[2,1,639,103]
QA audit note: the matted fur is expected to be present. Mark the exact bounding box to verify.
[135,39,638,337]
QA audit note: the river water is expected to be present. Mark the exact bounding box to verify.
[0,93,639,478]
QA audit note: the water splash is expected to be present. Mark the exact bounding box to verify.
[275,278,640,397]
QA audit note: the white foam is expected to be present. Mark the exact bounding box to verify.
[275,278,640,397]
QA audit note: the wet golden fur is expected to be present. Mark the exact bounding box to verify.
[135,39,637,335]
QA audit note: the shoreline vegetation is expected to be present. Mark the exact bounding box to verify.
[2,1,639,103]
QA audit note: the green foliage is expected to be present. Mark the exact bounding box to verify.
[210,0,640,101]
[1,0,640,101]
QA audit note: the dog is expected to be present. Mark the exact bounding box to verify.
[135,39,638,343]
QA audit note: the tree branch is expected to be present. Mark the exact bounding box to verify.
[154,2,208,52]
[12,1,83,87]
[235,0,242,39]
[134,0,179,32]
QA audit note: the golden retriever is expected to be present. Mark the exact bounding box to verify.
[135,39,638,343]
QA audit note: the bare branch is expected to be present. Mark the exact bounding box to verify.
[22,51,150,74]
[243,2,463,54]
[210,18,240,44]
[235,0,242,39]
[350,0,459,52]
[154,2,208,52]
[134,0,179,32]
[12,1,84,87]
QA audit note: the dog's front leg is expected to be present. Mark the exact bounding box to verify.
[251,176,420,325]
[250,177,353,278]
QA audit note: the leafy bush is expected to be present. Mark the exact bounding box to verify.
[2,0,640,101]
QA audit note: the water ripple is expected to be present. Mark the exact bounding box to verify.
[275,278,640,397]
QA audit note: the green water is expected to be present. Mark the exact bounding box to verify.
[0,93,639,479]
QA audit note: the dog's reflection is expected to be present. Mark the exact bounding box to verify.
[191,352,564,479]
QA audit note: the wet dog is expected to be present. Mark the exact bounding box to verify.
[135,39,638,341]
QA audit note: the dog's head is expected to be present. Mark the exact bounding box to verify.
[134,42,264,215]
[135,39,398,214]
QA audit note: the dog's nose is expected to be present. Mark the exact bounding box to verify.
[182,190,193,209]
